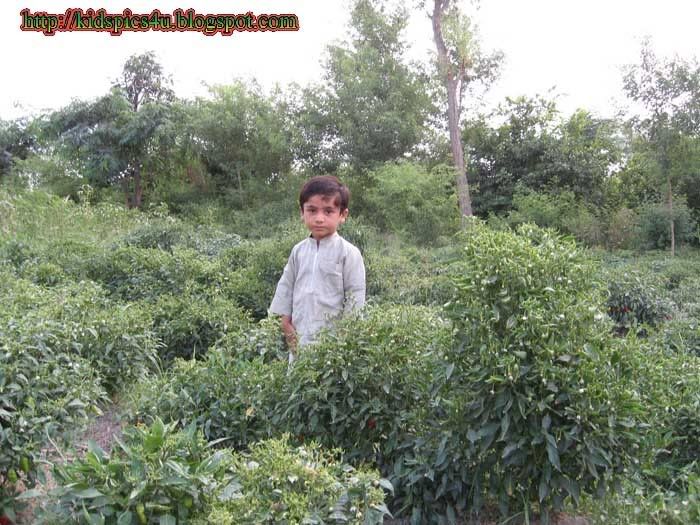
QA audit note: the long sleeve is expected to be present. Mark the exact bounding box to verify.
[343,245,366,313]
[269,250,296,317]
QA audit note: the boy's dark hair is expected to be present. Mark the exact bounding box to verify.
[299,176,350,212]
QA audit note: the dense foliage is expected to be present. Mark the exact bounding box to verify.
[3,8,700,523]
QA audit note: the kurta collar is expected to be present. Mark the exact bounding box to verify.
[308,232,339,247]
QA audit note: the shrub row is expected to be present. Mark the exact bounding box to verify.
[42,420,389,525]
[129,223,651,523]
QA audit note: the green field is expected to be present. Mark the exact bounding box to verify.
[1,189,699,524]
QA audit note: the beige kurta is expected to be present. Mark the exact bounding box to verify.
[269,232,366,348]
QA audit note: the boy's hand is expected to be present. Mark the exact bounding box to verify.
[281,315,297,353]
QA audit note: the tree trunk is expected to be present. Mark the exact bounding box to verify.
[133,165,143,209]
[122,176,132,209]
[668,175,675,256]
[447,77,473,217]
[432,0,473,217]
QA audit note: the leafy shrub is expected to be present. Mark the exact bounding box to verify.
[214,317,287,363]
[279,305,451,465]
[1,278,160,393]
[121,219,188,252]
[583,474,700,525]
[604,327,700,491]
[442,222,643,520]
[121,221,242,257]
[128,353,285,449]
[1,321,106,514]
[364,249,453,306]
[84,246,218,302]
[606,271,673,332]
[0,239,38,269]
[219,232,300,319]
[185,225,242,257]
[37,239,99,280]
[336,216,378,256]
[23,261,66,286]
[564,206,605,246]
[507,189,605,246]
[193,435,392,525]
[150,294,251,363]
[639,201,697,250]
[507,189,577,231]
[362,162,459,246]
[47,418,235,525]
[606,207,639,250]
[658,319,700,357]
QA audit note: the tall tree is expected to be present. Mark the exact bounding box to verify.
[50,52,175,208]
[188,80,293,203]
[299,0,431,174]
[117,52,174,112]
[623,41,700,255]
[113,51,174,208]
[0,117,38,179]
[430,0,501,216]
[464,96,620,216]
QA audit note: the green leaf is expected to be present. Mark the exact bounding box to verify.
[372,502,393,517]
[75,488,105,499]
[15,488,43,500]
[446,504,457,525]
[542,414,551,431]
[159,515,177,525]
[546,434,561,471]
[220,480,243,501]
[445,362,455,380]
[378,478,394,495]
[538,478,549,502]
[117,511,133,525]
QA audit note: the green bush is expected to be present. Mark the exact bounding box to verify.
[362,162,459,246]
[215,317,288,363]
[639,201,697,250]
[279,305,451,464]
[219,230,301,319]
[1,320,106,515]
[336,216,378,256]
[150,294,251,363]
[0,277,159,393]
[583,474,700,525]
[507,189,576,231]
[127,353,285,449]
[606,207,639,250]
[120,219,189,252]
[507,189,605,246]
[84,246,218,302]
[606,271,673,332]
[193,435,391,525]
[364,249,453,306]
[0,239,38,269]
[23,261,66,286]
[658,319,700,357]
[121,220,242,257]
[47,418,234,525]
[442,222,643,520]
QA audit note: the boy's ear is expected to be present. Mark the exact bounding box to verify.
[340,208,349,222]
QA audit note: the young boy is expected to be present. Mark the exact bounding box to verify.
[269,175,366,362]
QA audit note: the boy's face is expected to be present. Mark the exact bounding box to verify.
[300,194,348,240]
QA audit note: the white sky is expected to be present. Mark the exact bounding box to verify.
[2,0,700,121]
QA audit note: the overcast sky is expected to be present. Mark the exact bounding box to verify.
[2,0,700,121]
